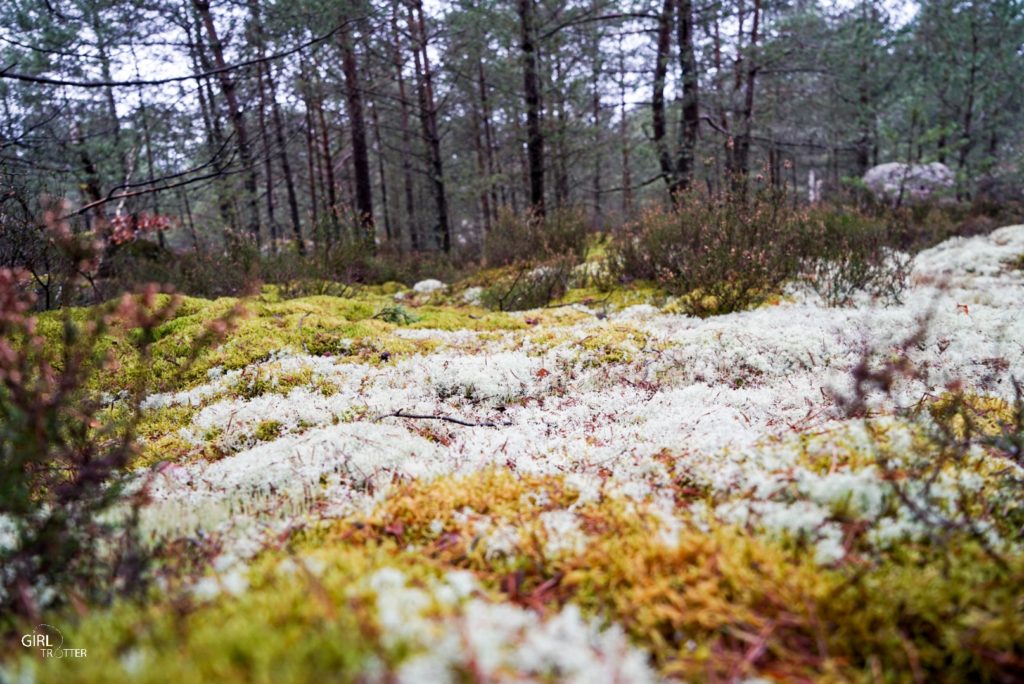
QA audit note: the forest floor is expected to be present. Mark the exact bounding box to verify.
[7,225,1024,682]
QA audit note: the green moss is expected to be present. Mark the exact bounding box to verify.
[254,420,283,442]
[576,323,650,365]
[410,306,522,331]
[101,295,458,393]
[135,404,198,468]
[8,547,410,684]
[552,282,666,310]
[662,283,777,318]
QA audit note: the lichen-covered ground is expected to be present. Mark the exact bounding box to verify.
[8,226,1024,682]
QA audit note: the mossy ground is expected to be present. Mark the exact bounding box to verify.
[10,467,1022,682]
[7,269,1024,683]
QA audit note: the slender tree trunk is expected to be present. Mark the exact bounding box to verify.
[391,2,419,250]
[675,0,699,195]
[369,99,393,244]
[652,0,675,193]
[193,0,261,246]
[249,0,304,252]
[89,7,126,182]
[517,0,545,216]
[553,52,569,210]
[71,121,104,230]
[339,23,375,246]
[478,58,500,222]
[179,185,200,251]
[618,41,633,215]
[957,15,979,188]
[267,65,304,253]
[256,62,278,249]
[185,11,235,236]
[127,41,162,247]
[309,61,339,242]
[408,0,450,252]
[732,0,761,193]
[135,80,163,247]
[471,91,492,235]
[302,96,320,240]
[590,29,603,222]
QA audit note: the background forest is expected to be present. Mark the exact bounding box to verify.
[2,0,1023,305]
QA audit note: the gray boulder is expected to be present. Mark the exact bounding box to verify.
[862,162,954,204]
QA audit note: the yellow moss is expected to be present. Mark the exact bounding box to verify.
[346,468,1024,681]
[523,321,649,365]
[929,391,1017,441]
[663,283,776,318]
[409,306,522,331]
[133,404,198,468]
[550,282,666,310]
[343,470,840,679]
[576,323,649,365]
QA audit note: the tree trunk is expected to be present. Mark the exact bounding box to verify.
[303,95,320,240]
[185,11,235,237]
[652,0,675,193]
[618,40,633,215]
[134,70,163,247]
[732,0,761,193]
[471,89,492,235]
[88,6,126,182]
[192,0,261,247]
[391,1,419,250]
[675,0,699,195]
[408,0,451,252]
[192,0,262,246]
[306,58,339,242]
[958,14,979,188]
[249,0,304,252]
[338,23,375,246]
[369,99,393,244]
[256,62,278,249]
[478,58,500,223]
[517,0,545,216]
[590,22,603,222]
[267,65,304,253]
[553,52,569,210]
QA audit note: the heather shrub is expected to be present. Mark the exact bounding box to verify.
[610,188,810,315]
[483,208,589,267]
[801,209,911,306]
[102,241,260,300]
[0,217,234,627]
[479,255,575,311]
[1,276,164,624]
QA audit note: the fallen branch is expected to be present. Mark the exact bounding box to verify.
[376,410,511,428]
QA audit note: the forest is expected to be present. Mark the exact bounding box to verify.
[1,0,1024,682]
